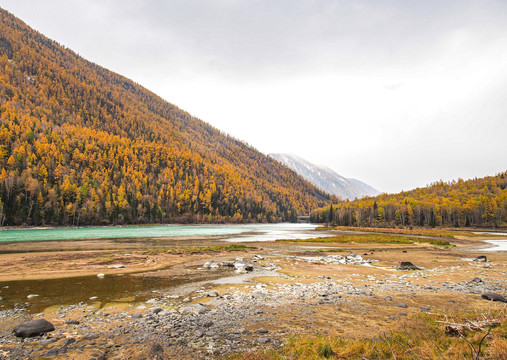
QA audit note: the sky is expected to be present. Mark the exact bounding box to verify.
[1,0,507,193]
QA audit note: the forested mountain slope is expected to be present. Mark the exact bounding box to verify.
[311,172,507,228]
[0,8,330,226]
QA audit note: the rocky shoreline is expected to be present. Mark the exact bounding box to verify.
[0,249,506,360]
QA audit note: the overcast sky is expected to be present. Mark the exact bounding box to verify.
[2,0,507,193]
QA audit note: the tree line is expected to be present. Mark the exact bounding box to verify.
[311,172,507,228]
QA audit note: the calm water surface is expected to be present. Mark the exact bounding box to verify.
[0,223,324,312]
[0,223,320,243]
[475,232,507,252]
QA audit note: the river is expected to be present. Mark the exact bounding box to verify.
[0,223,321,243]
[475,232,507,252]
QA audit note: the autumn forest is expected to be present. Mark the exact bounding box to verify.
[311,173,507,228]
[0,9,331,226]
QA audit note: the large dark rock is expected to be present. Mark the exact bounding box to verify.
[13,319,55,338]
[473,255,487,262]
[398,262,424,270]
[481,292,507,303]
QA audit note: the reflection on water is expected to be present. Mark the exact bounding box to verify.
[0,271,232,313]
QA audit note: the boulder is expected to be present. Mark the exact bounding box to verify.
[398,262,424,270]
[13,319,55,337]
[481,292,507,303]
[473,255,487,262]
[234,262,253,273]
[203,261,219,269]
[219,260,235,268]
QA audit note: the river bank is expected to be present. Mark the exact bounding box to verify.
[0,228,506,359]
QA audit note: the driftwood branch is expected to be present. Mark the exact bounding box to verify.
[436,319,500,336]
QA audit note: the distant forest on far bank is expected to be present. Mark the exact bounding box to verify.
[311,172,507,228]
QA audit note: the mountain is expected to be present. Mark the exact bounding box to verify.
[0,8,331,226]
[269,153,379,200]
[311,172,507,228]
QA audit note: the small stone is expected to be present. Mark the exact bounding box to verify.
[256,337,270,344]
[420,306,430,312]
[62,337,76,347]
[398,262,424,270]
[255,328,269,334]
[396,302,408,308]
[131,313,143,319]
[65,319,80,325]
[481,292,507,303]
[152,307,163,314]
[151,343,164,354]
[82,332,99,340]
[27,294,39,299]
[39,338,58,345]
[89,296,98,300]
[473,255,487,262]
[45,348,60,358]
[207,290,220,297]
[96,273,105,278]
[384,296,393,302]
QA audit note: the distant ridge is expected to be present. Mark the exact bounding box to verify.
[269,154,379,200]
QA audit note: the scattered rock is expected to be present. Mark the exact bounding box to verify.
[420,306,430,312]
[255,328,269,334]
[396,302,408,308]
[207,290,220,297]
[13,319,55,338]
[82,332,99,340]
[203,261,219,269]
[110,264,125,269]
[234,262,254,273]
[179,303,209,315]
[45,348,62,357]
[472,277,482,283]
[131,313,143,319]
[96,273,105,278]
[26,294,39,299]
[220,260,235,268]
[256,336,270,344]
[398,262,424,270]
[151,342,164,355]
[384,296,393,302]
[89,296,98,301]
[481,292,507,303]
[39,338,58,345]
[65,319,80,325]
[62,337,76,347]
[473,255,487,262]
[152,307,163,314]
